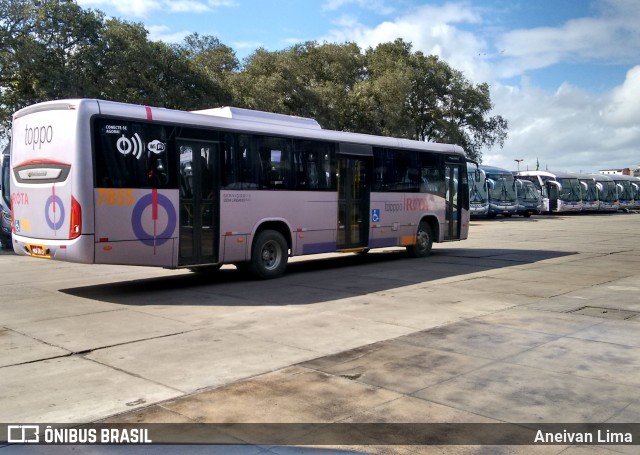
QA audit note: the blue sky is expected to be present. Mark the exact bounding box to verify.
[76,0,640,173]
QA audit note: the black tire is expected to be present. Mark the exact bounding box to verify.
[406,222,433,258]
[523,212,532,218]
[249,230,288,279]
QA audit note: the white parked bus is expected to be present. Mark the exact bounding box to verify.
[1,144,11,248]
[514,178,542,217]
[481,165,517,217]
[610,174,639,211]
[467,163,489,217]
[574,174,599,212]
[592,174,619,212]
[514,170,582,213]
[10,99,470,278]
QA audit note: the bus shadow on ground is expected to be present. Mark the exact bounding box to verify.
[60,248,574,307]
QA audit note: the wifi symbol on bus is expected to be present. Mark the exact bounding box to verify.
[116,133,144,159]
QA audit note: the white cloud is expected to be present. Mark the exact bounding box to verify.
[146,25,191,43]
[169,1,211,13]
[323,3,491,82]
[77,0,236,17]
[483,78,640,172]
[208,0,238,6]
[77,0,163,17]
[603,65,640,127]
[319,1,640,172]
[495,1,640,79]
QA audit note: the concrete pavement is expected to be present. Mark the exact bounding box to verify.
[1,213,639,453]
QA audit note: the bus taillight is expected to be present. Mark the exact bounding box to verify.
[69,196,81,239]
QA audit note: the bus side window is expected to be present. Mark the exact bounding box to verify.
[179,145,194,198]
[238,134,260,190]
[258,136,293,190]
[222,133,240,190]
[147,151,168,187]
[293,139,335,191]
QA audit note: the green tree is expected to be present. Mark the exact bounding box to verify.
[360,39,507,161]
[232,42,364,130]
[93,19,230,110]
[0,0,103,136]
[0,1,507,159]
[355,39,415,137]
[232,46,313,115]
[430,69,507,161]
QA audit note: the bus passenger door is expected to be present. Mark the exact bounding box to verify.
[337,157,370,249]
[547,182,559,212]
[444,163,463,240]
[177,139,219,266]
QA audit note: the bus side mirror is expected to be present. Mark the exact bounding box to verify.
[475,170,481,182]
[486,178,495,189]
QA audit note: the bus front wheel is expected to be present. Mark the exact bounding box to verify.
[406,222,433,258]
[250,230,288,279]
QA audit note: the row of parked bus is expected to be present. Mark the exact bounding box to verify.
[468,164,640,218]
[0,145,11,248]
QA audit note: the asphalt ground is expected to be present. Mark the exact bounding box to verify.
[1,212,639,454]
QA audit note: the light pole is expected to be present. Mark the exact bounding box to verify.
[514,159,523,171]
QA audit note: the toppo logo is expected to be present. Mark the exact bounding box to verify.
[24,125,53,149]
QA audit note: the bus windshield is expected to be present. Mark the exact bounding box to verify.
[599,181,617,203]
[580,180,598,202]
[519,181,539,201]
[616,180,633,200]
[557,178,582,202]
[488,173,516,202]
[469,173,488,203]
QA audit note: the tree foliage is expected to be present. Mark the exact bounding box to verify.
[0,0,507,160]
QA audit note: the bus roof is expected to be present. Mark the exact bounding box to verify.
[192,106,322,130]
[608,174,640,182]
[570,173,598,180]
[592,174,616,182]
[515,170,579,179]
[479,165,512,173]
[14,99,465,157]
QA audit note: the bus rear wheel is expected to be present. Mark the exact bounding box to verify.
[249,230,288,279]
[406,222,433,258]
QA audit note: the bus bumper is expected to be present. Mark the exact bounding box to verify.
[12,233,95,264]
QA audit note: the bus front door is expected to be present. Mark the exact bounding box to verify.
[337,157,370,250]
[178,139,219,266]
[444,163,463,240]
[547,182,559,212]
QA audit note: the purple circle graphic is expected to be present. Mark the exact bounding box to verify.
[45,195,65,231]
[131,193,176,247]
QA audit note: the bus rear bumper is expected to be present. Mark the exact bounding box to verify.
[12,233,95,264]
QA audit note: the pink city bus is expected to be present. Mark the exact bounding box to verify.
[10,99,470,278]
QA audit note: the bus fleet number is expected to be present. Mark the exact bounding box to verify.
[97,189,134,206]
